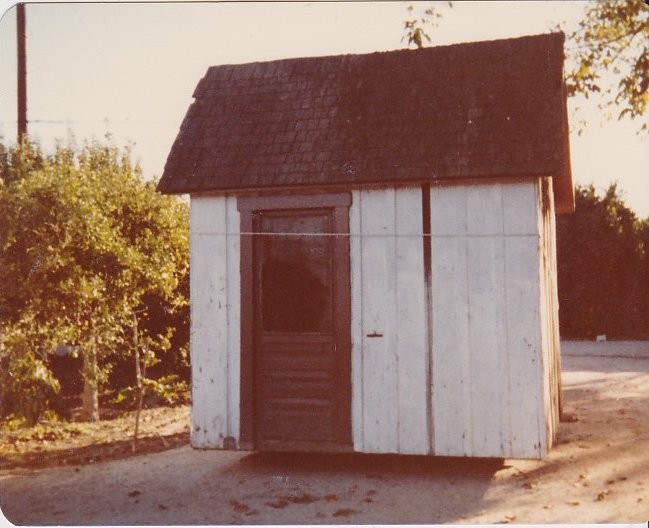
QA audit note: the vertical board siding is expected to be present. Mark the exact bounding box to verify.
[225,197,241,441]
[548,178,562,443]
[467,236,509,456]
[349,190,364,451]
[466,184,509,456]
[431,185,471,456]
[350,187,429,454]
[431,234,472,455]
[431,181,547,459]
[395,189,430,454]
[502,181,547,458]
[504,235,544,456]
[466,183,509,457]
[503,181,541,235]
[189,196,240,449]
[466,184,503,235]
[538,198,553,453]
[358,189,399,453]
[190,196,228,448]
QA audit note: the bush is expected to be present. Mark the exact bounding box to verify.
[0,325,61,425]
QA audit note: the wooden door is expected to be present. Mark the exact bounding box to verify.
[239,194,352,452]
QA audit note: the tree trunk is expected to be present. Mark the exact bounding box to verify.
[81,345,100,422]
[132,313,145,452]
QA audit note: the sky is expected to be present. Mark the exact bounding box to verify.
[0,0,647,217]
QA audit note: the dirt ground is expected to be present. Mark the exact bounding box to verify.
[0,406,190,471]
[2,341,649,525]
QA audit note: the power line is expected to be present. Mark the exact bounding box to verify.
[0,119,179,125]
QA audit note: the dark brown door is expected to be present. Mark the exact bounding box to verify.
[239,194,352,452]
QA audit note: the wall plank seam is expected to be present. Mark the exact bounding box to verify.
[358,192,364,451]
[393,189,401,452]
[352,190,364,451]
[422,184,434,455]
[225,196,241,444]
[224,201,230,442]
[500,189,512,458]
[463,191,473,456]
[189,228,198,446]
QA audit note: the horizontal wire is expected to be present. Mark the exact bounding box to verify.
[0,119,178,125]
[193,231,540,238]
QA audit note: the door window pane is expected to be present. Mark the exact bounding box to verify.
[258,211,333,332]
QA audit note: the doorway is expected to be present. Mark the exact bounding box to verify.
[238,194,352,452]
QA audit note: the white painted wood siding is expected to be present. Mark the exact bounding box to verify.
[189,196,240,448]
[349,188,430,455]
[430,180,550,459]
[188,183,559,459]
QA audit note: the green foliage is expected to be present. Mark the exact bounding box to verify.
[113,374,189,409]
[565,0,648,130]
[401,2,452,49]
[143,374,189,406]
[556,184,649,339]
[0,139,189,422]
[0,321,61,426]
[0,138,45,185]
[4,421,88,442]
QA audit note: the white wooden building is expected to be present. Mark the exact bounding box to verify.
[158,33,573,459]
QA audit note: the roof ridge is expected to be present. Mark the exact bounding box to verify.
[204,31,564,73]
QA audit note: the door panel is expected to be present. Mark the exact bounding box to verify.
[245,200,351,451]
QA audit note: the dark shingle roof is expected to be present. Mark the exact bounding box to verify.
[158,33,573,212]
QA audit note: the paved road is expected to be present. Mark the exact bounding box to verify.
[562,340,649,358]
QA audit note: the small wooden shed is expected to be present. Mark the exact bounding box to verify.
[158,33,573,459]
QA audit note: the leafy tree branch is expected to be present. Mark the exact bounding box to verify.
[401,2,453,49]
[563,0,648,130]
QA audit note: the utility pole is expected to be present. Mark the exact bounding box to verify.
[17,2,27,143]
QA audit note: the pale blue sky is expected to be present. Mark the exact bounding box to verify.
[0,1,647,217]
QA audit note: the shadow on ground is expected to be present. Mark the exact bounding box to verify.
[0,432,189,470]
[206,451,507,524]
[237,450,506,478]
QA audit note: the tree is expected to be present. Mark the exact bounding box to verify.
[556,184,649,339]
[564,0,648,130]
[0,140,189,423]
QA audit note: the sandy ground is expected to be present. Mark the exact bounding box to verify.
[2,342,649,525]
